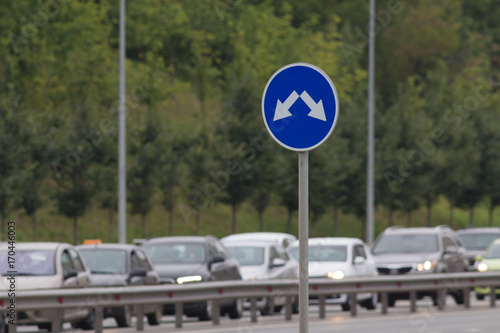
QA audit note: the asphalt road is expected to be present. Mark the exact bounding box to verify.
[15,295,500,333]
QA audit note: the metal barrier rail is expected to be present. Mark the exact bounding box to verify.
[1,271,500,333]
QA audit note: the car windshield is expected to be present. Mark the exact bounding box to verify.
[459,233,500,251]
[372,234,439,254]
[144,243,206,264]
[226,246,265,266]
[289,245,347,262]
[79,249,127,274]
[0,249,55,276]
[485,243,500,259]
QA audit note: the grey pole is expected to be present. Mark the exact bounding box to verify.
[118,0,127,244]
[366,0,375,245]
[298,151,309,333]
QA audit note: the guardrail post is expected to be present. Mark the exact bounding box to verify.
[464,288,470,309]
[52,309,62,333]
[94,307,103,333]
[489,286,496,308]
[318,295,326,319]
[212,300,220,325]
[437,288,446,311]
[285,296,292,321]
[381,292,388,314]
[175,302,183,328]
[250,297,258,323]
[349,293,357,316]
[409,290,417,313]
[136,305,144,331]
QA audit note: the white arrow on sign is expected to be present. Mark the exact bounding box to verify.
[301,91,326,121]
[274,91,299,121]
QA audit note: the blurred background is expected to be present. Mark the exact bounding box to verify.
[1,0,499,244]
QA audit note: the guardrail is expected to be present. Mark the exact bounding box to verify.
[1,271,500,333]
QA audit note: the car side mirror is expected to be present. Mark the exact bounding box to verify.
[208,255,225,270]
[444,245,458,254]
[270,257,286,268]
[64,270,78,280]
[353,256,366,265]
[129,267,148,278]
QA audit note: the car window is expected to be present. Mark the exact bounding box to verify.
[61,250,75,276]
[213,241,229,259]
[353,244,367,259]
[80,249,127,274]
[0,250,56,276]
[269,246,279,262]
[131,252,143,271]
[372,234,439,254]
[136,250,152,270]
[289,245,347,262]
[442,235,457,248]
[459,233,500,251]
[144,243,206,264]
[275,245,290,261]
[68,249,86,272]
[207,241,217,258]
[226,246,265,266]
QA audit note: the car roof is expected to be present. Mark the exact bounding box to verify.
[457,227,500,234]
[288,237,364,247]
[0,242,67,251]
[143,236,211,244]
[223,240,276,247]
[221,232,296,242]
[77,243,139,251]
[381,226,450,235]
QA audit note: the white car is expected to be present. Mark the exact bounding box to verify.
[287,237,378,311]
[0,242,94,331]
[223,240,298,315]
[221,232,297,248]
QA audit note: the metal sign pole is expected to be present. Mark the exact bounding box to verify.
[298,151,309,333]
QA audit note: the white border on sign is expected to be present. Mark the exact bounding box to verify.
[261,62,340,152]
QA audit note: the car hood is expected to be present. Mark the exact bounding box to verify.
[480,258,500,271]
[89,274,128,287]
[154,263,208,280]
[0,275,62,291]
[239,265,267,280]
[372,253,440,265]
[464,250,484,259]
[308,262,350,278]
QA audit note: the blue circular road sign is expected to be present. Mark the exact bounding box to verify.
[262,63,339,151]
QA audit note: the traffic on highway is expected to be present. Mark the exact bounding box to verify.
[2,228,500,332]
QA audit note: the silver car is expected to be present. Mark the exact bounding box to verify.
[77,243,162,327]
[223,240,298,315]
[0,242,94,331]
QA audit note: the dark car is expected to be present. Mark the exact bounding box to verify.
[456,227,500,271]
[142,236,243,321]
[77,243,162,327]
[371,226,468,306]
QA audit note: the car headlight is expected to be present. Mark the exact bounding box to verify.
[478,263,488,272]
[326,271,344,280]
[416,260,436,272]
[176,275,203,284]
